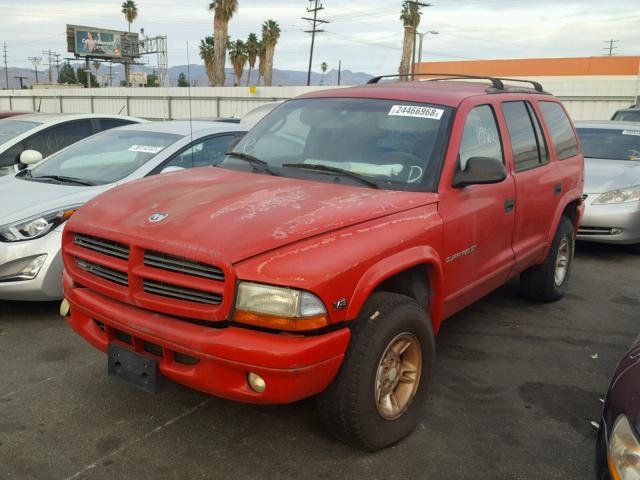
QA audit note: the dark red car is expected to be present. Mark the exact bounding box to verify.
[596,335,640,479]
[61,75,585,449]
[0,111,28,119]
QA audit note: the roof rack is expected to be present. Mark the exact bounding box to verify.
[366,73,545,93]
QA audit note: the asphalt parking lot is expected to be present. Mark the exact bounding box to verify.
[1,242,638,480]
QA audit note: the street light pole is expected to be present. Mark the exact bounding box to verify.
[417,30,438,77]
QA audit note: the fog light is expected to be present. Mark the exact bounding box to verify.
[21,254,47,279]
[59,298,70,317]
[0,254,48,282]
[610,228,623,235]
[248,372,266,393]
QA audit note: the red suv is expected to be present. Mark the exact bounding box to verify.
[61,75,584,450]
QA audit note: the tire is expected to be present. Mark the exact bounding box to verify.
[520,216,575,302]
[316,292,435,451]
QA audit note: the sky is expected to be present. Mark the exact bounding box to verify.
[1,0,639,75]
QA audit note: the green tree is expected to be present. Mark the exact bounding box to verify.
[199,36,216,86]
[320,61,328,85]
[399,2,421,81]
[92,61,102,85]
[146,73,159,87]
[228,39,248,86]
[261,19,281,87]
[208,0,238,86]
[177,72,189,87]
[245,33,260,86]
[58,62,77,84]
[257,41,266,86]
[121,1,138,32]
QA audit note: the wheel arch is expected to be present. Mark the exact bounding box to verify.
[544,191,583,255]
[345,246,445,334]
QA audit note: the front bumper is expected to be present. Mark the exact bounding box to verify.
[63,273,350,404]
[577,195,640,245]
[0,228,64,301]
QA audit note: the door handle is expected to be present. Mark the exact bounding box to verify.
[554,183,562,195]
[504,198,515,213]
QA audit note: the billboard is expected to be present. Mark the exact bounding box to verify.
[66,25,140,59]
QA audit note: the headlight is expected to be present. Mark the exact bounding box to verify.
[593,185,640,205]
[0,206,80,242]
[233,281,328,331]
[608,415,640,480]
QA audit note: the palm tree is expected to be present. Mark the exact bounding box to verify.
[261,19,281,87]
[399,2,421,81]
[199,36,216,86]
[121,1,138,32]
[245,33,260,86]
[320,61,328,85]
[228,39,248,86]
[208,0,238,86]
[257,41,266,86]
[93,61,101,85]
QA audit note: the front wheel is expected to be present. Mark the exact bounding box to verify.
[316,292,435,451]
[520,216,575,302]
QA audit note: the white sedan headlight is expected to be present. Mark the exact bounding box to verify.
[593,185,640,205]
[233,281,327,331]
[0,206,80,242]
[608,415,640,480]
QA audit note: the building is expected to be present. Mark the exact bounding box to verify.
[414,56,640,120]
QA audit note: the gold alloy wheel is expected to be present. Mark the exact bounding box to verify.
[554,237,570,287]
[375,332,422,420]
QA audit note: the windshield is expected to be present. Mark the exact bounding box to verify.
[28,129,181,185]
[222,98,453,191]
[0,120,39,144]
[612,110,640,122]
[576,127,640,161]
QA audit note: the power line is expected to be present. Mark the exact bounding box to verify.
[603,39,619,56]
[28,56,42,84]
[303,0,329,86]
[42,49,58,83]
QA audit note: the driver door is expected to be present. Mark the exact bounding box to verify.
[438,103,516,318]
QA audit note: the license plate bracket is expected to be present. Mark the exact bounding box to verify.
[108,343,161,394]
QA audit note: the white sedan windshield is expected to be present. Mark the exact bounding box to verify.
[29,130,181,185]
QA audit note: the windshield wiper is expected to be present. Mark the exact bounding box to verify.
[225,151,279,176]
[282,163,380,189]
[31,175,97,186]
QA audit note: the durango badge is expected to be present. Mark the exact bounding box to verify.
[148,213,168,223]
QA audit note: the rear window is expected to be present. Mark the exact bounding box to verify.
[576,128,640,161]
[612,110,640,122]
[538,101,579,160]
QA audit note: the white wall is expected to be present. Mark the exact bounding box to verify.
[0,77,638,121]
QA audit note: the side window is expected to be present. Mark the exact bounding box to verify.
[24,120,94,158]
[502,101,546,171]
[458,105,503,171]
[164,134,237,170]
[526,102,548,165]
[538,101,579,160]
[97,119,135,132]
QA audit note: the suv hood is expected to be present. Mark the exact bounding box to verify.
[584,158,640,193]
[71,168,438,264]
[0,174,109,225]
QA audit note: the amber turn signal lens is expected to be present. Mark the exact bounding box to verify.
[62,209,77,220]
[233,310,328,332]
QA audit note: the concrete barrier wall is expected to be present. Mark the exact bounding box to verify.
[0,78,638,121]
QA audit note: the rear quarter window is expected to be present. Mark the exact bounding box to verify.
[538,102,579,160]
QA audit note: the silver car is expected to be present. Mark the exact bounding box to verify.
[575,121,640,252]
[0,120,248,300]
[0,113,143,176]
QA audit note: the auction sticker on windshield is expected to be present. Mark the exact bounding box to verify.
[389,105,444,120]
[129,145,164,154]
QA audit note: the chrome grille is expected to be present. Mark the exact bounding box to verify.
[144,251,224,281]
[76,259,128,286]
[578,226,614,236]
[75,234,130,260]
[143,279,222,305]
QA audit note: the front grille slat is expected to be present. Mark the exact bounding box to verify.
[76,259,128,286]
[144,251,224,281]
[75,234,130,260]
[143,279,222,305]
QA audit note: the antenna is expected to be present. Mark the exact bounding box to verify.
[186,41,194,165]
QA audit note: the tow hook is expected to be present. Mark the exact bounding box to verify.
[59,298,70,317]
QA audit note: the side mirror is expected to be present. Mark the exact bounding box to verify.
[452,156,507,188]
[160,166,185,174]
[20,150,44,166]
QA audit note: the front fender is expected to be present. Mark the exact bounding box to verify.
[345,246,445,334]
[544,188,583,258]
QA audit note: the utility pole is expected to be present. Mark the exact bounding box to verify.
[54,53,61,82]
[338,59,341,86]
[14,75,28,89]
[404,1,431,80]
[603,39,619,56]
[28,56,42,84]
[2,42,9,89]
[303,0,329,86]
[42,49,57,83]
